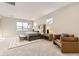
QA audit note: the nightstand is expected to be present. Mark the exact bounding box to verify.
[43,34,53,41]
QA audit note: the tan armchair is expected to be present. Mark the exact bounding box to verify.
[53,34,79,53]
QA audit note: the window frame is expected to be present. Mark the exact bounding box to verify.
[16,22,29,31]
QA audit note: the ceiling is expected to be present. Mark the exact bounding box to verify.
[2,2,71,20]
[15,2,71,20]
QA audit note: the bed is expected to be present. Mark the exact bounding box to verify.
[19,32,42,41]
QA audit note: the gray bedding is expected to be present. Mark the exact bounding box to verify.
[25,32,40,35]
[24,32,41,41]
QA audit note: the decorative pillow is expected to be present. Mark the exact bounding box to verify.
[61,33,69,37]
[61,33,74,37]
[68,34,74,37]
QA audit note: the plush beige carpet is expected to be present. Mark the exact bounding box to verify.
[9,37,41,49]
[2,39,79,56]
[0,38,79,56]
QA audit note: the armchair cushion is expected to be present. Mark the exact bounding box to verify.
[61,37,78,42]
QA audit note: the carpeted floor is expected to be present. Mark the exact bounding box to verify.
[1,39,79,56]
[9,37,42,49]
[0,38,79,56]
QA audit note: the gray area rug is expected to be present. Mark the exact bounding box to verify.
[9,37,41,49]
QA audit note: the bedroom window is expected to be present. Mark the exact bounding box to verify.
[22,22,28,31]
[46,18,53,24]
[16,22,23,30]
[16,22,29,31]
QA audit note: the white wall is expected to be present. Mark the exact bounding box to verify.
[35,3,79,37]
[0,17,2,37]
[0,16,33,38]
[1,16,16,38]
